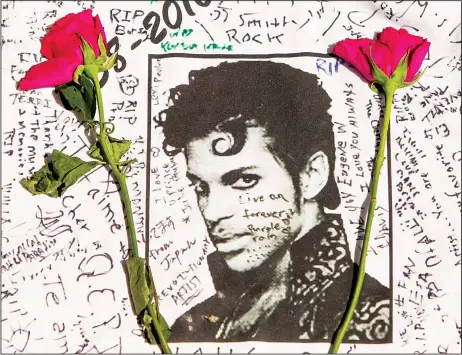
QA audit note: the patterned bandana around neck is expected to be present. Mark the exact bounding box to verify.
[211,213,354,340]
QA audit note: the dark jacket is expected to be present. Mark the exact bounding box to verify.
[170,214,391,343]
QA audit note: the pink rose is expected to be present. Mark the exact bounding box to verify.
[18,9,107,91]
[332,27,430,84]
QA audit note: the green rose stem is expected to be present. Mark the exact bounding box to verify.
[86,66,172,354]
[147,302,171,352]
[329,83,396,354]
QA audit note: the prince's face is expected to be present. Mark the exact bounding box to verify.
[185,126,305,272]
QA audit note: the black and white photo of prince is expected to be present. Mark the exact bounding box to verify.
[158,60,391,343]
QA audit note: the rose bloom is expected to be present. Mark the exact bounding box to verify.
[333,27,430,83]
[18,9,107,91]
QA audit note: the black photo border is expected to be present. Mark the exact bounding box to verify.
[145,52,394,344]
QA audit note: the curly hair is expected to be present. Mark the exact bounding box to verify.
[157,60,340,210]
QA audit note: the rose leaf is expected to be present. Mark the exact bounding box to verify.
[126,257,152,315]
[87,136,131,163]
[140,308,172,345]
[57,72,96,121]
[79,71,97,119]
[20,149,99,197]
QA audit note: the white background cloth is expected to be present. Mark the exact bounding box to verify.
[1,1,460,353]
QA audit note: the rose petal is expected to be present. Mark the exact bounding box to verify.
[371,41,393,77]
[18,57,81,91]
[74,9,95,27]
[41,9,102,59]
[40,35,55,60]
[333,38,375,82]
[77,25,101,57]
[41,30,81,60]
[379,27,423,48]
[378,27,427,73]
[46,10,93,35]
[58,19,101,56]
[405,39,430,82]
[47,13,77,34]
[55,33,84,60]
[40,13,77,59]
[94,14,108,49]
[41,17,101,59]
